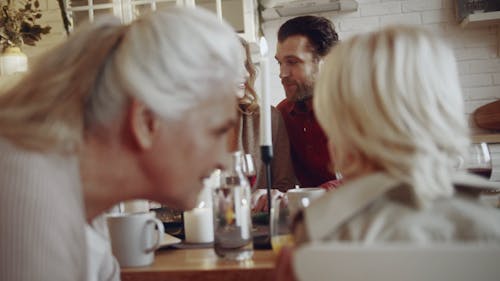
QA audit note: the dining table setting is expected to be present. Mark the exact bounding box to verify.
[112,138,500,281]
[120,245,276,281]
[118,205,281,281]
[113,166,324,281]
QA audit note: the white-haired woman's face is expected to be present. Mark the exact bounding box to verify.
[143,95,237,209]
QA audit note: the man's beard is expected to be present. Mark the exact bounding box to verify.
[295,83,314,102]
[283,79,314,102]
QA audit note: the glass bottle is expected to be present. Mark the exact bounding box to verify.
[212,151,254,260]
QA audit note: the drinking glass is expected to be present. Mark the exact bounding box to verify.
[286,187,325,218]
[242,153,257,189]
[464,142,492,179]
[270,195,294,254]
[212,151,254,260]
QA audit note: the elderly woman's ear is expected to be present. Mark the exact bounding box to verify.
[127,99,160,150]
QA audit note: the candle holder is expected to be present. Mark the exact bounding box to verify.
[257,36,273,249]
[259,145,273,249]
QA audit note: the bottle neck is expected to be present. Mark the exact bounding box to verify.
[222,151,248,188]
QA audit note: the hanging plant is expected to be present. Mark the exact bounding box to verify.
[0,0,51,50]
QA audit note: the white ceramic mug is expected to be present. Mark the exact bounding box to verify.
[286,188,325,216]
[107,211,164,267]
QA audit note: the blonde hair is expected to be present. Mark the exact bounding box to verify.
[0,7,242,153]
[238,37,259,115]
[314,25,469,204]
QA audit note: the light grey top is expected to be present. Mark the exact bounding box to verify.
[297,172,500,243]
[0,138,87,281]
[86,223,120,281]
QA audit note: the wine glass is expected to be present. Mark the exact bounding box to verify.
[241,153,257,189]
[464,142,492,179]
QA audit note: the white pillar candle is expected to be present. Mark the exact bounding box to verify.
[215,0,223,22]
[259,37,272,146]
[239,205,250,240]
[183,207,214,243]
[233,188,251,240]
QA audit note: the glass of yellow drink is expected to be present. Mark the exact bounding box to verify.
[270,195,294,254]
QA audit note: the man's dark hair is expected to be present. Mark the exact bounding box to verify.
[278,15,338,58]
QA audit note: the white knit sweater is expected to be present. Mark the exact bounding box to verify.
[0,138,87,281]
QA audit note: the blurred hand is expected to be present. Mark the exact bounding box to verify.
[274,246,298,281]
[319,179,343,191]
[251,189,284,212]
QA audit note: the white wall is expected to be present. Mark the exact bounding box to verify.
[260,0,500,134]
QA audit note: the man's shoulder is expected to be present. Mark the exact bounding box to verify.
[276,99,291,113]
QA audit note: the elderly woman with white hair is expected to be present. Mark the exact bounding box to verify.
[0,8,242,281]
[275,25,500,281]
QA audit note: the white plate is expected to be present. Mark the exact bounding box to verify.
[159,233,181,248]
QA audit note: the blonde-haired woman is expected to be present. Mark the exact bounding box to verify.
[276,25,500,281]
[0,8,242,281]
[229,38,297,208]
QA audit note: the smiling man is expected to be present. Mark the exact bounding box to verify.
[275,16,340,188]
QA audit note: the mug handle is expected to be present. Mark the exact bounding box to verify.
[144,218,165,253]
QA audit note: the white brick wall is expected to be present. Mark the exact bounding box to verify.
[262,0,500,135]
[360,2,402,17]
[461,74,493,88]
[402,0,443,12]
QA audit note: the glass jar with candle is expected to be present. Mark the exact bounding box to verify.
[212,151,254,260]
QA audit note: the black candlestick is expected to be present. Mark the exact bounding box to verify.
[260,145,273,249]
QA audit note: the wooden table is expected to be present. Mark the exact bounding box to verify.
[121,248,276,281]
